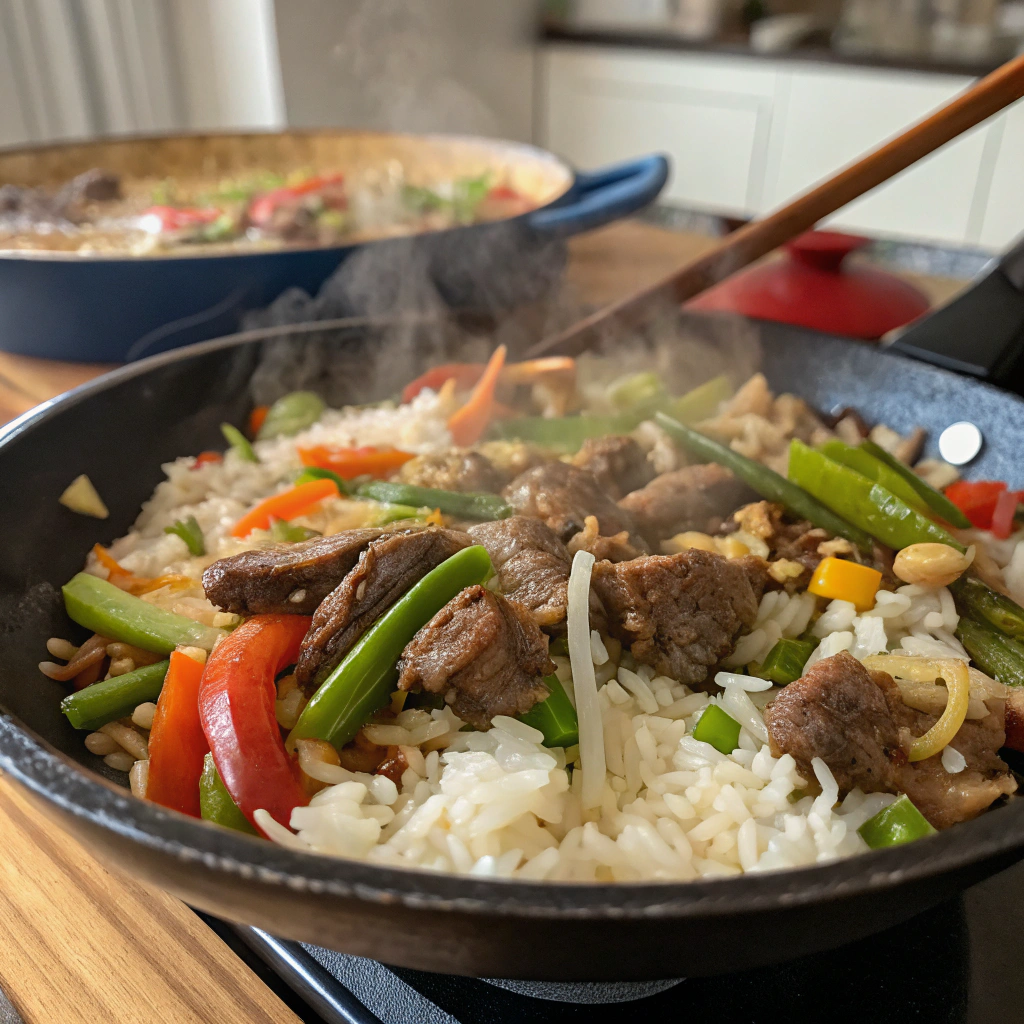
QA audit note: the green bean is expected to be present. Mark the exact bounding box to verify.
[257,391,326,440]
[288,545,494,747]
[860,440,971,529]
[61,661,169,731]
[63,573,224,654]
[355,481,512,521]
[955,615,1024,686]
[951,575,1024,640]
[654,413,873,551]
[787,440,964,553]
[518,675,579,748]
[295,466,351,495]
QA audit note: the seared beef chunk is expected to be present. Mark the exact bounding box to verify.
[54,169,121,220]
[896,703,1016,830]
[203,529,383,615]
[397,586,552,729]
[618,464,753,547]
[468,517,572,629]
[765,652,1017,828]
[765,653,905,795]
[571,436,655,500]
[295,528,470,692]
[503,461,648,552]
[397,451,506,493]
[591,548,760,685]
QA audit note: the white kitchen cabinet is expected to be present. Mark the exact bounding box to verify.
[762,65,996,246]
[541,46,778,215]
[541,43,1024,251]
[980,100,1024,252]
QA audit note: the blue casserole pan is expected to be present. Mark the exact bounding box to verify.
[0,130,668,362]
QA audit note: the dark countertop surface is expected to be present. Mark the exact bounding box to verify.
[542,22,1012,79]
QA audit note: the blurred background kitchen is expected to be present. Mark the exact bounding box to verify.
[2,0,1023,266]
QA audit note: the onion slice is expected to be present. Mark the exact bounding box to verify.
[863,655,971,762]
[568,550,604,810]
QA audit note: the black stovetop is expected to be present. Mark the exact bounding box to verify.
[202,854,1024,1024]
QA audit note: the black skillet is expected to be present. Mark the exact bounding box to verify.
[1,314,1023,982]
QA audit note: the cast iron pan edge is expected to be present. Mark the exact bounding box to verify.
[1,322,1023,980]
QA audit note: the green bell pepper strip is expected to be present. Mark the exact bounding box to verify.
[608,371,663,410]
[857,794,937,849]
[61,660,169,731]
[355,481,513,521]
[372,504,426,527]
[199,752,258,835]
[787,440,965,554]
[63,573,225,654]
[955,615,1024,686]
[860,440,971,529]
[163,514,206,556]
[692,704,742,754]
[820,440,928,514]
[288,545,495,747]
[220,422,257,462]
[257,391,326,440]
[951,574,1024,640]
[668,374,733,423]
[654,413,873,552]
[295,465,351,495]
[756,637,818,685]
[518,675,579,748]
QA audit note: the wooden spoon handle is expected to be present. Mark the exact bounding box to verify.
[527,52,1024,358]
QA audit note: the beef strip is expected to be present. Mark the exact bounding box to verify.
[203,529,384,615]
[764,652,906,795]
[503,461,648,552]
[468,517,572,629]
[397,585,553,729]
[896,702,1017,830]
[571,436,655,500]
[397,451,506,493]
[591,548,761,685]
[618,464,754,547]
[295,527,470,692]
[765,652,1017,828]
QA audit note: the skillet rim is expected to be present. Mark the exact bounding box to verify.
[3,326,1024,920]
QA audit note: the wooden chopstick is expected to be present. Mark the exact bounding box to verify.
[526,52,1024,359]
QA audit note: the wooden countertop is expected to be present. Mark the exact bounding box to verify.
[0,219,967,1022]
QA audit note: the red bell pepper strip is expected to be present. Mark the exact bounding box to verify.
[945,480,1012,530]
[992,488,1024,539]
[248,174,346,226]
[401,364,486,404]
[147,651,209,817]
[143,205,221,231]
[231,478,340,538]
[298,445,415,480]
[193,451,223,469]
[199,614,312,833]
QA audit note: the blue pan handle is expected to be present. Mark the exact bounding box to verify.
[526,154,670,239]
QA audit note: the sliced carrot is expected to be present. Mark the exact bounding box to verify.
[91,544,192,597]
[231,478,340,538]
[447,345,507,446]
[248,405,269,438]
[147,650,209,817]
[298,445,415,480]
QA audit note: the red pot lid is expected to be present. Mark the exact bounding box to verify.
[687,230,931,341]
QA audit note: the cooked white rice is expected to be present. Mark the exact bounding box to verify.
[84,390,1018,882]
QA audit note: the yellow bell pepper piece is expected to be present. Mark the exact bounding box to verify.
[808,557,882,612]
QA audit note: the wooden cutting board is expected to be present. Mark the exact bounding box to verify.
[0,220,965,1021]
